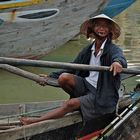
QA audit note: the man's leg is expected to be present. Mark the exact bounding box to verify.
[58,73,77,98]
[20,98,81,125]
[20,73,81,125]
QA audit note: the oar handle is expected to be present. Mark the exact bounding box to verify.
[0,57,140,75]
[0,64,59,87]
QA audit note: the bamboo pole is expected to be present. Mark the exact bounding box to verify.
[0,64,59,87]
[0,57,140,74]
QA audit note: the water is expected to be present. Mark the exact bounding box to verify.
[114,0,140,92]
[0,37,88,104]
[114,0,140,63]
[0,1,140,104]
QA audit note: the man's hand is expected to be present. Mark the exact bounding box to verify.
[110,62,122,76]
[37,74,48,86]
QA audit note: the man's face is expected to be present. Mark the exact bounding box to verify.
[93,19,111,38]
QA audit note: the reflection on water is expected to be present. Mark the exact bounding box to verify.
[114,0,140,63]
[113,0,140,90]
[0,1,140,103]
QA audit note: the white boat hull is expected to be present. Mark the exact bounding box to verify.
[0,0,108,58]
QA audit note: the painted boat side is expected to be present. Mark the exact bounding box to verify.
[0,0,108,58]
[0,0,43,9]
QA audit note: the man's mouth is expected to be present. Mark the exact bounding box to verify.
[97,32,106,36]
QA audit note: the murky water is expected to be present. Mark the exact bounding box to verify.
[114,0,140,63]
[0,1,140,104]
[114,0,140,92]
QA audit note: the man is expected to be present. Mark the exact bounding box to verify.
[20,14,127,126]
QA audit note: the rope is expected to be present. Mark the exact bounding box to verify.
[0,105,61,120]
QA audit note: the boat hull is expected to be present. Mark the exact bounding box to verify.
[0,0,108,58]
[106,107,140,140]
[0,97,136,140]
[0,101,83,140]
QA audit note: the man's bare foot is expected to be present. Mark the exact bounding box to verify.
[20,117,37,125]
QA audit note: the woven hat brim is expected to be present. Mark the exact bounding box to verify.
[80,14,121,40]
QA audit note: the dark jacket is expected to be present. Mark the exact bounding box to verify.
[49,39,127,114]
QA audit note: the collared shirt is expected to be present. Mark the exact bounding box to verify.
[85,39,107,88]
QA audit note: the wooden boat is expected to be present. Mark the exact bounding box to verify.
[102,0,136,18]
[0,90,139,140]
[0,100,82,140]
[0,0,109,58]
[0,0,135,58]
[79,101,140,140]
[104,106,140,140]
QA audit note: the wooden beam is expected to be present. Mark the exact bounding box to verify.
[0,64,59,87]
[0,57,140,75]
[0,125,16,130]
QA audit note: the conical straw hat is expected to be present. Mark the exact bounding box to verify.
[80,14,120,40]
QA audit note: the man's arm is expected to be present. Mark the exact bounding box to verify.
[110,45,127,76]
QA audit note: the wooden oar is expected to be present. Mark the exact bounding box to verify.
[0,57,140,75]
[0,64,59,87]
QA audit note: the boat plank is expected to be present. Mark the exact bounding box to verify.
[0,111,82,140]
[107,107,140,140]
